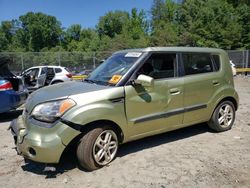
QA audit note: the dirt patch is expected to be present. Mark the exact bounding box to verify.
[0,77,250,188]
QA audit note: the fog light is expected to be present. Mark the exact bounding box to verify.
[28,147,36,156]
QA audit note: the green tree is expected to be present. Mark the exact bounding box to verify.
[124,8,149,40]
[150,0,180,46]
[97,11,129,38]
[0,21,15,51]
[65,24,81,42]
[237,4,250,48]
[150,21,179,46]
[19,12,62,51]
[179,0,242,49]
[226,0,250,7]
[0,30,9,51]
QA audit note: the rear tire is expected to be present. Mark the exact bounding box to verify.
[208,101,235,132]
[76,126,119,171]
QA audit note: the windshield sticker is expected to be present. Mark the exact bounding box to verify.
[108,75,122,84]
[125,52,142,58]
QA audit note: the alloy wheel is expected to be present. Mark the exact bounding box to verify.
[218,104,234,128]
[93,130,118,166]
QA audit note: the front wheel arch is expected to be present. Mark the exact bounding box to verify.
[59,120,124,163]
[78,120,124,143]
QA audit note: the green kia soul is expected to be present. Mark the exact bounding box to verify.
[10,47,239,171]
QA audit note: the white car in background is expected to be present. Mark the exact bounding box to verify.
[230,60,237,76]
[21,66,72,92]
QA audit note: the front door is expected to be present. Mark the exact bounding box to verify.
[37,67,47,87]
[125,53,184,140]
[22,68,40,90]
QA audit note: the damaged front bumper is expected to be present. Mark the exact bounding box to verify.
[9,115,80,164]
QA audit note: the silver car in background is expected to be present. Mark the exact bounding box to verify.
[21,66,72,92]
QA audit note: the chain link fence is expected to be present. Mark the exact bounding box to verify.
[0,50,249,74]
[0,51,114,75]
[227,50,250,68]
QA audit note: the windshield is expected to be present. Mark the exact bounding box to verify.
[86,52,143,85]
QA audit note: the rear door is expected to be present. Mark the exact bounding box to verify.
[182,53,220,124]
[125,53,184,139]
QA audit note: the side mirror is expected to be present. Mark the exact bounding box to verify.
[99,60,105,64]
[134,74,154,87]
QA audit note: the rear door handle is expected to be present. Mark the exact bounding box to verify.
[170,88,180,95]
[212,80,220,86]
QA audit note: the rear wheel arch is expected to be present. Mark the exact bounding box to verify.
[51,80,63,84]
[208,100,236,132]
[210,96,238,120]
[218,96,238,111]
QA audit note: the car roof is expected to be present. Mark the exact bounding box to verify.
[115,47,226,54]
[26,66,65,69]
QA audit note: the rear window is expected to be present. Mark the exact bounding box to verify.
[183,53,213,75]
[55,68,62,73]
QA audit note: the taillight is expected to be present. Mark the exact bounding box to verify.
[0,81,13,91]
[66,74,72,78]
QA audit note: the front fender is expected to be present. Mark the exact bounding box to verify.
[62,101,128,141]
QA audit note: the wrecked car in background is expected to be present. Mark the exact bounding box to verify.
[0,57,28,113]
[21,66,72,92]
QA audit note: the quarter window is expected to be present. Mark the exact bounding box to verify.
[55,68,62,73]
[213,55,221,71]
[183,53,213,75]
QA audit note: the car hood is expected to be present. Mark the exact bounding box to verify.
[25,81,109,113]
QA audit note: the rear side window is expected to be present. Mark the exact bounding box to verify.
[183,53,213,75]
[212,55,220,71]
[55,68,62,73]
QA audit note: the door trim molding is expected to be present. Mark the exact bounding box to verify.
[132,104,207,124]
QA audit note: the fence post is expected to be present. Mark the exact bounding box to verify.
[58,52,61,66]
[21,53,24,70]
[246,50,249,68]
[93,52,96,69]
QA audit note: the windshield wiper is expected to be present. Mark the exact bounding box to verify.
[83,78,97,84]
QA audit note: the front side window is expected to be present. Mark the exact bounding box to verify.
[41,68,46,75]
[183,53,213,75]
[27,68,39,77]
[137,53,176,79]
[87,52,143,85]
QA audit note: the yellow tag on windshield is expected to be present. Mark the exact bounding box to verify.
[109,75,122,84]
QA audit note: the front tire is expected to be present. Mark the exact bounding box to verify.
[77,126,119,171]
[208,101,236,132]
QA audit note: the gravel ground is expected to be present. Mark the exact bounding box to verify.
[0,77,250,188]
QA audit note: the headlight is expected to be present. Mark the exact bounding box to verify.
[31,99,76,123]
